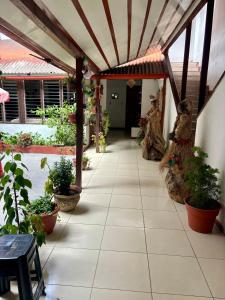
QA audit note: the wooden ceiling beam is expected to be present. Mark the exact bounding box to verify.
[148,0,169,47]
[10,0,99,72]
[127,0,132,61]
[136,0,152,58]
[71,0,111,69]
[102,0,120,65]
[0,18,74,74]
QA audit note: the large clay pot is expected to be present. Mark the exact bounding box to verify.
[54,191,80,212]
[185,199,221,233]
[41,204,59,234]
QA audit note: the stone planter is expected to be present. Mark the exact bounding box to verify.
[54,190,80,212]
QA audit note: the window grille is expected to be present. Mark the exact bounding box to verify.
[25,80,41,119]
[2,80,19,123]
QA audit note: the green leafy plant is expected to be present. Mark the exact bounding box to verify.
[27,195,55,215]
[102,110,110,137]
[41,156,73,195]
[17,133,33,147]
[0,151,45,246]
[33,103,76,146]
[184,147,221,209]
[92,132,107,153]
[1,132,18,145]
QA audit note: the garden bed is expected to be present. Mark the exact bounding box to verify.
[2,144,77,155]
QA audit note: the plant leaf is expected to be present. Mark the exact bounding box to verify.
[14,153,22,161]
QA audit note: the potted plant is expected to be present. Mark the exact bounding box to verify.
[41,157,80,212]
[27,195,59,234]
[17,133,33,147]
[184,147,221,233]
[72,155,90,170]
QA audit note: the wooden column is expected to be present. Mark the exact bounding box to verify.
[160,78,166,133]
[40,80,45,110]
[17,80,26,123]
[59,80,64,106]
[75,57,84,189]
[95,77,101,153]
[198,0,214,113]
[0,80,6,123]
[181,23,192,100]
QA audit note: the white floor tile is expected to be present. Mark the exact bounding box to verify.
[81,193,111,207]
[91,289,152,300]
[39,246,54,267]
[94,251,151,292]
[152,294,212,300]
[40,285,91,300]
[187,231,225,259]
[110,194,142,209]
[102,226,146,252]
[149,254,211,297]
[44,248,98,286]
[56,223,104,249]
[68,203,108,225]
[144,210,183,229]
[107,208,144,227]
[142,196,175,211]
[199,258,225,298]
[146,228,194,256]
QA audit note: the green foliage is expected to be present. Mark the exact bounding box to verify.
[17,133,33,147]
[102,110,110,137]
[33,103,76,146]
[82,155,90,163]
[0,151,45,246]
[184,147,221,210]
[44,157,73,195]
[1,132,18,145]
[92,132,107,153]
[27,195,55,215]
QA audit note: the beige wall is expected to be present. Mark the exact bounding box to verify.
[195,75,225,227]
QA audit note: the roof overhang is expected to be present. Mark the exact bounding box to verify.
[0,0,206,74]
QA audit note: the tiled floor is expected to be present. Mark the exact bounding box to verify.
[1,131,225,300]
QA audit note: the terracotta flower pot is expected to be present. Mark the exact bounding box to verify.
[185,199,221,233]
[68,113,76,124]
[54,189,80,212]
[41,204,59,235]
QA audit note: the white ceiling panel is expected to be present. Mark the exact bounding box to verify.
[79,0,117,68]
[108,0,128,65]
[129,0,148,60]
[41,0,108,70]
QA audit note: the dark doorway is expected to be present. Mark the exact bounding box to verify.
[125,85,142,130]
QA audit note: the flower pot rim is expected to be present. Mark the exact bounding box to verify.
[184,198,221,212]
[41,203,60,217]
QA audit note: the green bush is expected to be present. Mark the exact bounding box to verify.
[27,195,55,215]
[184,147,221,210]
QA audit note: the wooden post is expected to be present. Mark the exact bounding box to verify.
[198,0,214,113]
[160,78,166,133]
[0,80,6,123]
[59,80,64,106]
[40,80,45,110]
[75,57,84,189]
[95,77,100,153]
[17,80,26,123]
[181,23,192,100]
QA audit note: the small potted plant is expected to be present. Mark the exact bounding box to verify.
[72,155,90,170]
[27,195,59,235]
[41,157,80,212]
[184,147,221,233]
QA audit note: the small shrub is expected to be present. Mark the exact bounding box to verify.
[17,133,33,147]
[27,195,55,215]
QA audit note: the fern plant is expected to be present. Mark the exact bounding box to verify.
[184,147,221,210]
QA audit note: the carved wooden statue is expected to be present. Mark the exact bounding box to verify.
[141,94,165,161]
[160,98,193,203]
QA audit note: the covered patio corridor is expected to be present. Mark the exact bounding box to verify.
[1,131,225,300]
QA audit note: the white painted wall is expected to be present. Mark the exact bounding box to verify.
[162,80,177,144]
[141,79,159,116]
[195,75,225,227]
